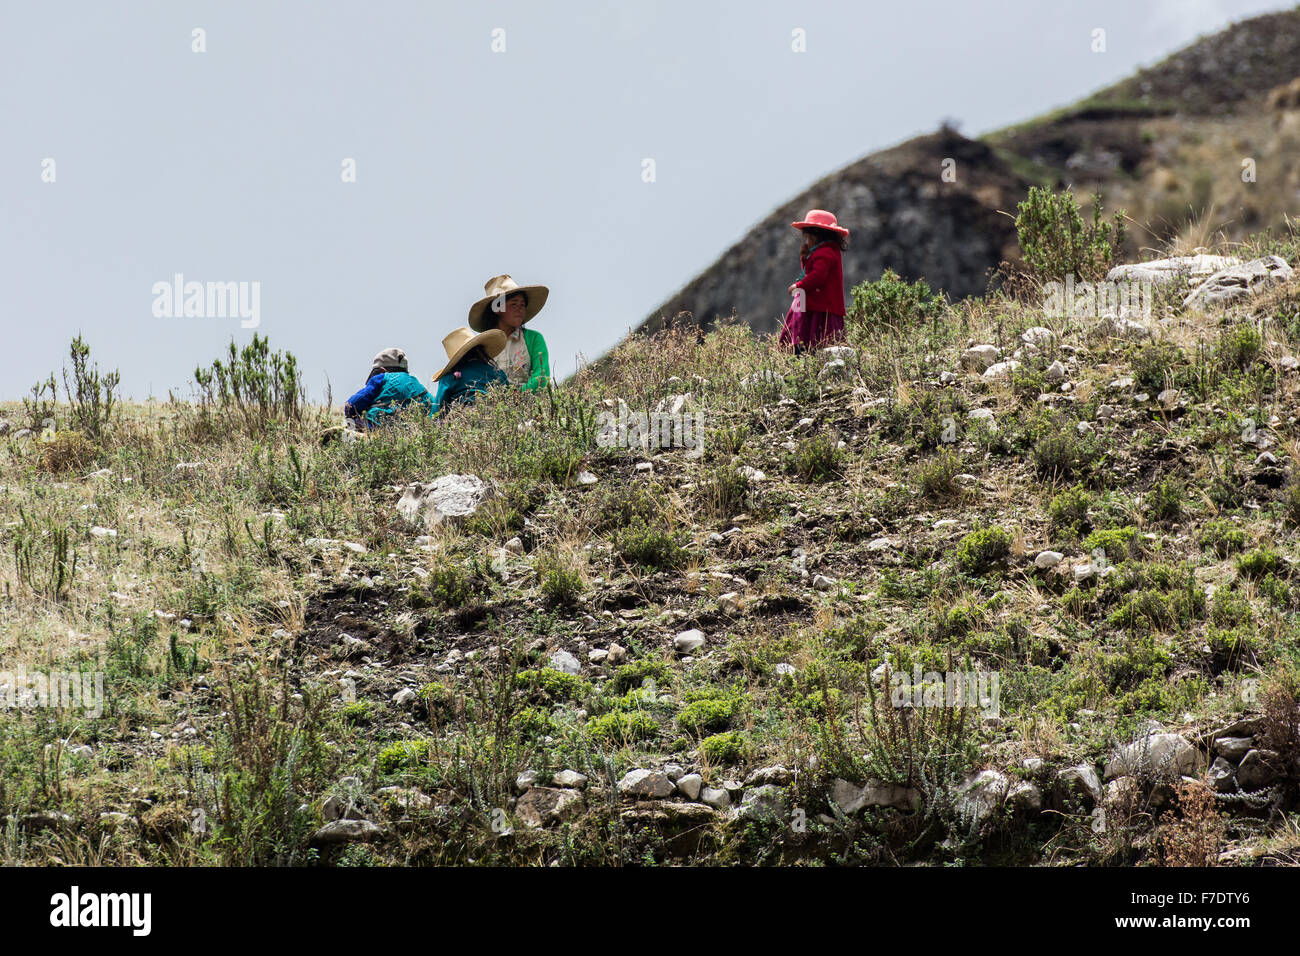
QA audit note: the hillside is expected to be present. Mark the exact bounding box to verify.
[2,221,1300,866]
[633,7,1300,339]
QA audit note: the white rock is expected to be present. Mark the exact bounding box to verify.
[718,591,743,614]
[737,465,765,481]
[675,773,704,800]
[89,526,117,538]
[1045,360,1067,383]
[982,360,1021,379]
[674,629,706,654]
[576,470,598,485]
[396,475,493,529]
[548,651,581,675]
[1106,254,1240,285]
[700,786,731,809]
[1184,256,1293,309]
[812,574,838,591]
[552,770,588,790]
[617,769,675,799]
[391,688,417,706]
[960,345,1001,373]
[1035,550,1064,569]
[1020,327,1055,349]
[1104,733,1197,781]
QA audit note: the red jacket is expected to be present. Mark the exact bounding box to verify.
[794,242,845,316]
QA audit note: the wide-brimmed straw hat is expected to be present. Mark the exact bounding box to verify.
[468,275,549,332]
[433,326,508,381]
[791,209,849,236]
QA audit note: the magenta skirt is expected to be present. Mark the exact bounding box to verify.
[779,306,845,349]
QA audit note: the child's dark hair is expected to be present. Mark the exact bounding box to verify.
[803,226,849,250]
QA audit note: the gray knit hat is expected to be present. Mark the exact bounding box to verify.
[370,347,408,374]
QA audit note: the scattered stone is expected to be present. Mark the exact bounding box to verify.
[504,536,525,554]
[1035,550,1064,569]
[676,773,704,800]
[1097,316,1151,340]
[1044,360,1067,383]
[967,407,997,430]
[718,591,743,614]
[1104,733,1197,781]
[607,643,627,665]
[819,359,848,380]
[739,784,787,821]
[1052,764,1104,811]
[744,765,792,787]
[1207,757,1238,793]
[960,345,1000,373]
[1184,255,1294,309]
[700,786,732,810]
[548,651,581,675]
[821,346,857,362]
[955,770,1042,827]
[1020,327,1055,349]
[1236,749,1280,791]
[737,465,765,481]
[553,770,588,790]
[515,770,539,792]
[867,537,895,552]
[311,819,384,845]
[1106,254,1240,285]
[396,475,493,529]
[89,526,117,538]
[617,769,675,799]
[674,629,706,654]
[982,360,1021,379]
[774,662,796,677]
[812,574,837,591]
[1215,736,1255,762]
[516,787,584,828]
[391,688,417,707]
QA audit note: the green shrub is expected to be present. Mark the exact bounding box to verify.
[192,334,307,438]
[518,668,592,704]
[614,519,689,570]
[786,433,842,482]
[956,526,1012,574]
[920,448,964,499]
[537,551,585,606]
[1083,526,1137,563]
[610,659,671,695]
[1144,478,1183,523]
[62,335,119,441]
[1217,325,1262,372]
[1049,485,1094,538]
[678,689,744,734]
[1132,342,1184,393]
[340,701,373,725]
[849,268,945,332]
[698,463,751,519]
[1237,548,1284,580]
[377,740,431,774]
[698,731,747,765]
[1015,186,1127,283]
[1199,518,1246,557]
[1034,428,1078,480]
[587,711,658,745]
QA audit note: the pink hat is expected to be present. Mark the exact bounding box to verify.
[791,209,849,236]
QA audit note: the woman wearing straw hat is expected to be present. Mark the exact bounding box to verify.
[468,275,551,392]
[430,326,510,416]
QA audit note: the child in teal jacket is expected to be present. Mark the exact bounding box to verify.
[345,347,434,428]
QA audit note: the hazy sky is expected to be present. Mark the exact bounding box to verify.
[1,0,1291,402]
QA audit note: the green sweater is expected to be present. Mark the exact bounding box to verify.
[518,327,550,393]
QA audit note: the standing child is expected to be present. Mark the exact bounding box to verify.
[779,209,849,352]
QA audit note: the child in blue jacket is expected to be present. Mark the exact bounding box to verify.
[431,327,509,416]
[345,347,434,428]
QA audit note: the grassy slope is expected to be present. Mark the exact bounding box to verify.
[4,228,1300,865]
